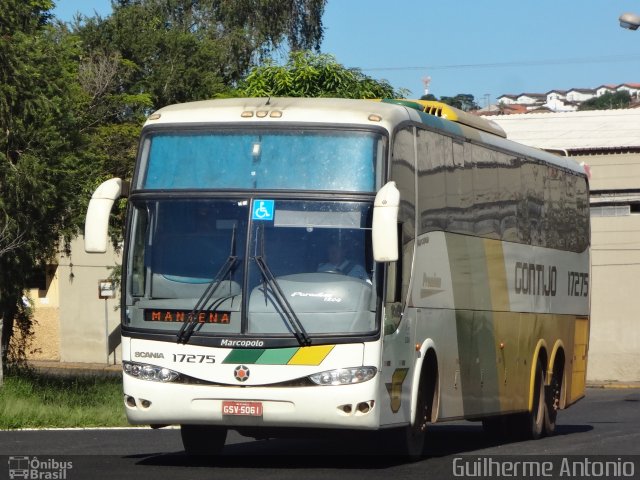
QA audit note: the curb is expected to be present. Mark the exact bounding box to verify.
[586,382,640,389]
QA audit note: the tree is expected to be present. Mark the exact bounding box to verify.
[420,93,437,101]
[67,0,330,209]
[579,91,631,111]
[0,0,87,373]
[239,50,407,98]
[75,0,328,110]
[438,94,479,112]
[0,1,331,377]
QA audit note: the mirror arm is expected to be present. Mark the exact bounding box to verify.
[84,178,129,253]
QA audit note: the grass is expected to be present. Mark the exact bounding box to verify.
[0,367,129,429]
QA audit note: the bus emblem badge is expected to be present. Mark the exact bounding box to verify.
[234,365,250,382]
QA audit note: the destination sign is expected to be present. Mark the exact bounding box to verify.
[144,309,231,324]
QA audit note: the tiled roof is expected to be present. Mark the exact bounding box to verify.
[519,93,547,98]
[567,88,595,94]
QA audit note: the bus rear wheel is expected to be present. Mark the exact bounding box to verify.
[180,424,227,456]
[544,368,562,436]
[512,359,545,440]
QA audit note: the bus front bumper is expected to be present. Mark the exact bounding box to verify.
[123,375,381,430]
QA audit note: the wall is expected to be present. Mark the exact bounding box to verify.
[582,152,640,382]
[56,237,122,364]
[587,153,640,191]
[26,268,60,361]
[589,214,640,381]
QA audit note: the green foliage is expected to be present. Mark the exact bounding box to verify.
[0,1,87,363]
[240,51,407,99]
[438,93,479,112]
[578,91,631,111]
[419,92,480,111]
[0,0,331,367]
[75,0,327,110]
[0,369,127,428]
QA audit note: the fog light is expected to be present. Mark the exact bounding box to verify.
[339,404,353,414]
[357,401,373,414]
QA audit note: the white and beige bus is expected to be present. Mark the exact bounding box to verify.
[85,97,590,457]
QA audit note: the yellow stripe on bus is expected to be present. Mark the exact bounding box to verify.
[483,238,510,312]
[287,345,335,365]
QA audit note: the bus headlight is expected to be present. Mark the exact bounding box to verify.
[308,366,377,386]
[123,361,180,383]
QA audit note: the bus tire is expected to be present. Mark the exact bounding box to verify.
[391,358,437,459]
[387,389,428,459]
[510,358,545,440]
[180,424,227,456]
[544,364,563,436]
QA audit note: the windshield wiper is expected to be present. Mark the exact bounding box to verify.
[177,226,238,344]
[253,225,311,347]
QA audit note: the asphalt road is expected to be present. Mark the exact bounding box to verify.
[1,388,639,480]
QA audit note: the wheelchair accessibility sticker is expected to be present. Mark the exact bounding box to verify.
[252,200,274,221]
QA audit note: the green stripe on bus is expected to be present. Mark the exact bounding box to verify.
[255,347,299,365]
[223,349,265,364]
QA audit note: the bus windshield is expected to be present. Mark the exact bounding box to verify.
[139,129,383,191]
[125,198,378,339]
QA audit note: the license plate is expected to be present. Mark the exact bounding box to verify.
[222,401,263,416]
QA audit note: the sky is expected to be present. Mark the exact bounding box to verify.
[53,0,640,108]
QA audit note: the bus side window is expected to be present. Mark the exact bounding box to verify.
[391,127,416,306]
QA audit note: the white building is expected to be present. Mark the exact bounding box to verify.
[565,88,596,103]
[497,84,640,113]
[496,94,518,105]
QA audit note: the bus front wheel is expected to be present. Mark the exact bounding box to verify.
[387,387,429,459]
[180,424,227,456]
[389,362,437,459]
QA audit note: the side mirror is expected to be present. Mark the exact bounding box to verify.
[84,178,129,253]
[372,181,400,262]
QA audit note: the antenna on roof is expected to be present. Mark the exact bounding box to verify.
[422,76,432,96]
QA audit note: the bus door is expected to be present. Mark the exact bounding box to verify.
[379,126,417,426]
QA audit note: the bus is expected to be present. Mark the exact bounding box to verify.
[84,97,590,457]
